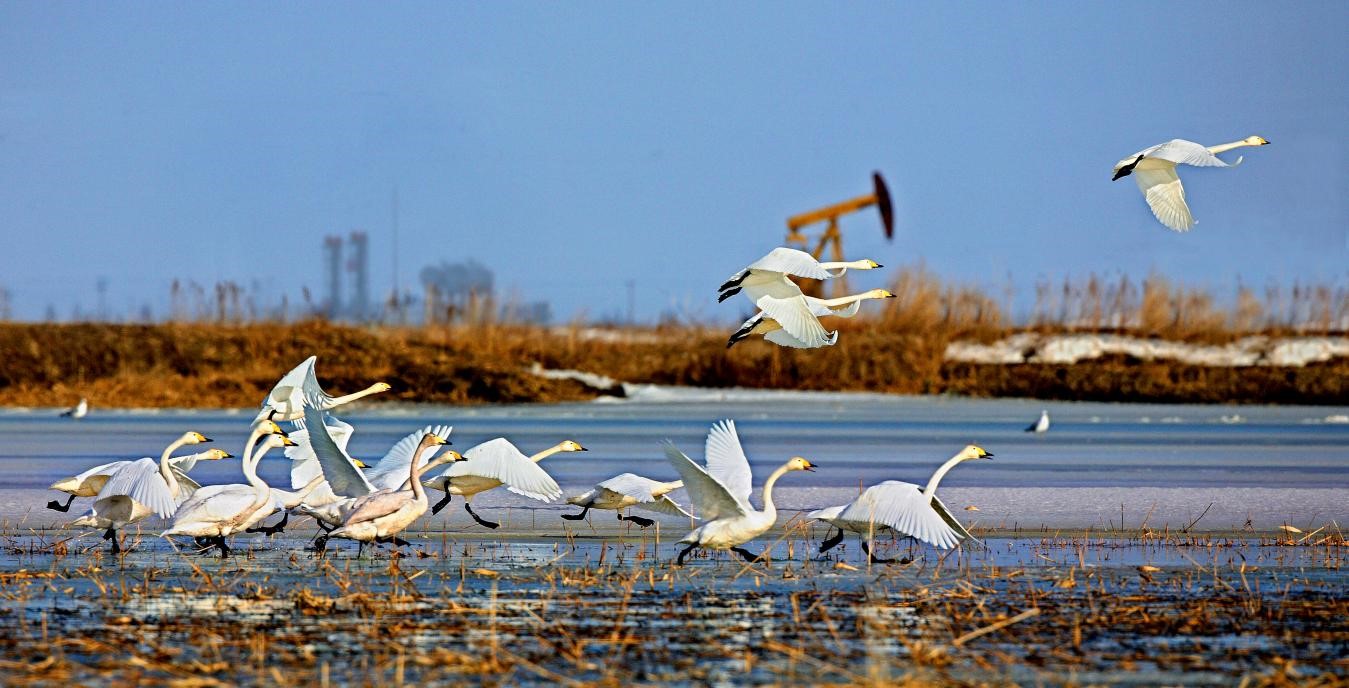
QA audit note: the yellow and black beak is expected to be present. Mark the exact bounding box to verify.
[805,461,818,472]
[352,458,369,469]
[281,436,298,446]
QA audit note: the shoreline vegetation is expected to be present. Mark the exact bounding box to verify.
[3,269,1348,408]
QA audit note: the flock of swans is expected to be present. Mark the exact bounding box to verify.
[44,136,1269,562]
[50,360,990,564]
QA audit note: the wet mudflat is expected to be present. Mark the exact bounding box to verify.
[0,526,1343,687]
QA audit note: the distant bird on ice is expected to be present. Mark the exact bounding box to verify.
[61,398,88,419]
[1112,136,1269,232]
[1025,410,1050,434]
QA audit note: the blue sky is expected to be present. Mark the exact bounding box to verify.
[1,3,1346,323]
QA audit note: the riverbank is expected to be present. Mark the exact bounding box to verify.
[2,321,1347,408]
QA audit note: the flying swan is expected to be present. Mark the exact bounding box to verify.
[808,444,991,563]
[664,420,816,565]
[1112,136,1269,232]
[423,438,588,529]
[718,247,881,304]
[562,473,691,527]
[727,289,895,348]
[256,356,391,422]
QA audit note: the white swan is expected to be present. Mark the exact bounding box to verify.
[60,398,88,419]
[718,247,881,304]
[257,356,391,422]
[808,444,991,562]
[1112,135,1269,232]
[561,474,691,527]
[288,406,452,530]
[1025,410,1050,433]
[318,432,460,554]
[67,431,214,553]
[47,448,232,513]
[160,423,295,557]
[727,289,895,348]
[423,438,587,529]
[664,420,816,565]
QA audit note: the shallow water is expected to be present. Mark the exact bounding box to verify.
[2,390,1346,531]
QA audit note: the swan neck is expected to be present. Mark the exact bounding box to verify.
[922,454,966,500]
[1207,139,1257,155]
[407,439,436,502]
[159,437,190,496]
[245,443,274,507]
[529,444,567,464]
[759,463,793,517]
[815,292,872,308]
[324,384,385,408]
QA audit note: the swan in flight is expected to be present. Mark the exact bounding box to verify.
[47,448,232,513]
[318,432,460,555]
[60,398,88,419]
[256,356,391,422]
[423,438,587,529]
[562,474,691,527]
[727,289,895,348]
[161,423,295,557]
[1025,410,1050,433]
[718,247,881,304]
[1112,136,1269,232]
[67,431,215,553]
[809,445,991,563]
[287,407,453,531]
[664,420,816,565]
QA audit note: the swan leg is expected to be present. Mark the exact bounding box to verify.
[47,494,76,512]
[731,546,766,564]
[389,536,411,548]
[861,541,896,564]
[560,506,590,521]
[312,535,329,553]
[245,511,289,536]
[194,536,214,550]
[103,528,121,555]
[430,492,453,515]
[675,543,698,566]
[618,512,655,528]
[215,536,231,559]
[819,528,845,554]
[464,503,500,529]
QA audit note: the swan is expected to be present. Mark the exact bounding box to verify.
[240,452,369,537]
[318,432,460,554]
[718,247,881,304]
[288,406,453,530]
[423,438,587,529]
[1025,410,1050,433]
[257,356,391,422]
[561,473,691,527]
[664,420,816,565]
[727,289,895,348]
[160,424,295,557]
[67,431,214,553]
[60,398,88,419]
[1112,136,1269,232]
[47,448,232,513]
[808,444,991,563]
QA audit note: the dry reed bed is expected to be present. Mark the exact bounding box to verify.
[0,527,1344,686]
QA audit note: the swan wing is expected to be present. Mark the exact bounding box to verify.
[747,247,835,280]
[929,492,979,546]
[442,438,561,502]
[341,489,410,525]
[839,481,963,549]
[96,458,177,518]
[366,424,453,490]
[300,406,373,497]
[703,420,754,505]
[595,473,663,501]
[663,442,748,520]
[170,468,203,501]
[71,460,129,484]
[643,495,694,518]
[755,295,835,348]
[1146,139,1239,168]
[804,296,862,319]
[286,415,355,490]
[261,356,323,408]
[1134,165,1195,232]
[764,328,837,349]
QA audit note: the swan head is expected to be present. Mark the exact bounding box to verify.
[864,289,896,300]
[427,449,465,469]
[858,259,883,269]
[181,431,212,445]
[254,419,287,436]
[352,457,369,468]
[202,449,234,461]
[957,445,994,461]
[256,434,298,452]
[1244,135,1270,146]
[785,456,817,472]
[558,440,588,453]
[370,382,393,393]
[422,431,451,446]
